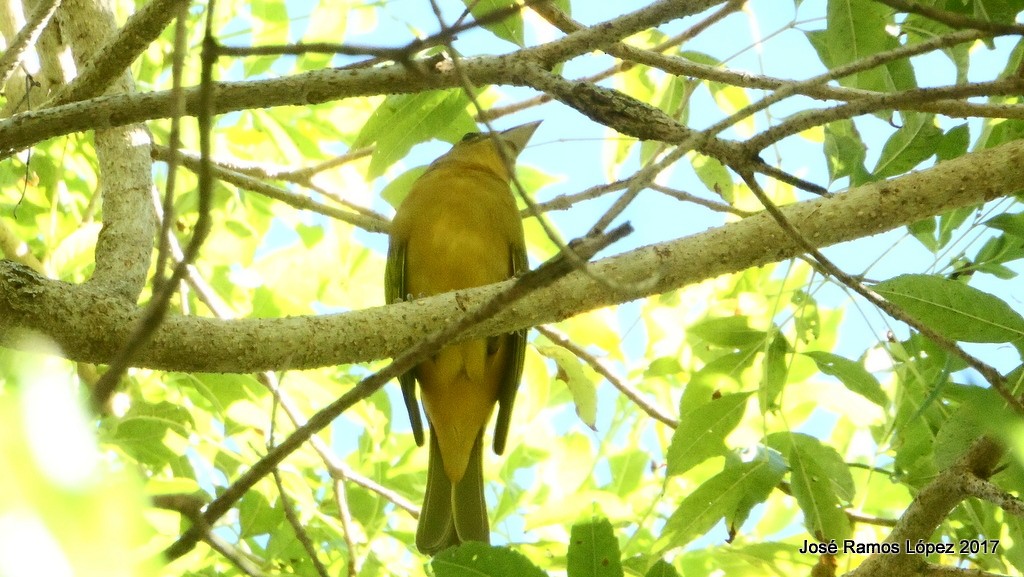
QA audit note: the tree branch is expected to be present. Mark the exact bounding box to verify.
[3,139,1024,372]
[847,437,1004,577]
[0,0,721,157]
[0,0,61,86]
[46,0,189,105]
[54,0,157,301]
[151,145,390,233]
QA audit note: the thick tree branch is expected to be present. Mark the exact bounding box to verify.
[0,0,719,157]
[0,0,61,86]
[3,139,1023,372]
[0,59,467,156]
[847,437,1004,577]
[54,0,156,301]
[46,0,189,105]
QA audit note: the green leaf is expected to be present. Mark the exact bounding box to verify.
[823,119,868,184]
[303,0,350,43]
[908,217,939,252]
[295,223,324,248]
[646,356,683,377]
[804,351,888,406]
[692,154,733,199]
[461,0,525,47]
[792,289,823,343]
[972,214,1024,278]
[986,212,1024,239]
[873,274,1024,343]
[244,59,278,81]
[657,458,785,553]
[1007,517,1024,575]
[380,165,428,210]
[768,433,853,541]
[353,90,476,177]
[689,316,766,348]
[937,123,970,161]
[433,542,547,577]
[536,344,598,430]
[937,206,974,249]
[903,15,969,84]
[607,450,649,497]
[978,118,1024,150]
[644,560,680,577]
[567,517,624,577]
[872,112,942,178]
[251,0,289,45]
[678,353,753,416]
[0,351,160,577]
[667,392,751,476]
[239,490,285,537]
[935,387,1020,469]
[50,223,100,276]
[112,401,193,467]
[760,332,790,412]
[807,0,915,93]
[679,50,721,67]
[726,448,787,534]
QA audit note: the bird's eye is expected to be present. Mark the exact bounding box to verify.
[460,132,480,142]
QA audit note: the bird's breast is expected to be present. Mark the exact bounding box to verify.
[401,172,517,296]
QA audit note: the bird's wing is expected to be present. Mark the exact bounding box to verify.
[385,236,425,447]
[492,237,528,455]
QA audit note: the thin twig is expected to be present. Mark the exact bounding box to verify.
[261,373,363,576]
[163,224,631,559]
[482,0,740,122]
[278,147,374,180]
[152,494,270,577]
[266,395,330,577]
[648,183,753,216]
[877,0,1024,34]
[706,28,993,142]
[154,3,190,293]
[961,474,1024,517]
[537,325,678,428]
[846,510,898,528]
[0,0,62,86]
[215,0,549,62]
[527,179,631,215]
[151,145,389,233]
[270,468,331,577]
[736,170,1023,414]
[747,78,1024,151]
[331,473,359,577]
[181,147,384,220]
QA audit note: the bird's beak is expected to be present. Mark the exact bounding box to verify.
[499,121,542,154]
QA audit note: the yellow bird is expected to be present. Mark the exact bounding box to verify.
[385,121,540,554]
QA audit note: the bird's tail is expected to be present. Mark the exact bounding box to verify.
[416,431,489,555]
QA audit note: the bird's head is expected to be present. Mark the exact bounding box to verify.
[432,121,541,180]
